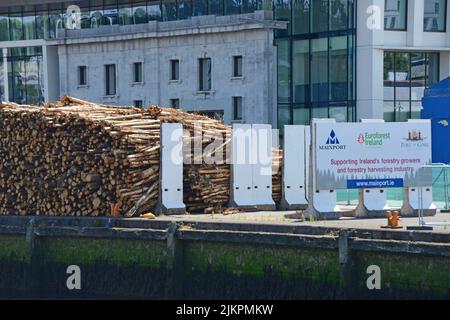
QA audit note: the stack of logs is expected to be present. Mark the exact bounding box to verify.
[0,96,282,217]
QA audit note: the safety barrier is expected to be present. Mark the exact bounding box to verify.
[354,120,390,218]
[156,123,186,214]
[407,164,447,230]
[156,121,436,220]
[280,125,308,210]
[307,119,340,220]
[229,124,275,210]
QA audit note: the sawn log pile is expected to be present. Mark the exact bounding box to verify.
[0,96,282,217]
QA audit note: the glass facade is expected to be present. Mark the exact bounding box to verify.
[6,47,44,105]
[276,0,356,128]
[0,0,357,124]
[0,0,266,41]
[383,51,440,122]
[384,0,407,30]
[424,0,447,31]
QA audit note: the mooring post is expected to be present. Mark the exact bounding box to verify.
[338,229,355,299]
[167,221,184,299]
[25,218,40,294]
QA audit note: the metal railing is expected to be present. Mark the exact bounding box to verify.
[417,164,450,228]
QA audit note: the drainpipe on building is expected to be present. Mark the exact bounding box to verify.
[2,48,9,102]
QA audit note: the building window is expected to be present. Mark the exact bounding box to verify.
[105,64,116,96]
[170,98,180,108]
[133,62,143,83]
[6,46,44,105]
[276,33,355,128]
[424,0,447,31]
[233,56,243,77]
[233,97,243,121]
[199,58,212,91]
[170,59,179,81]
[384,0,407,30]
[78,66,87,86]
[383,51,440,122]
[134,100,144,108]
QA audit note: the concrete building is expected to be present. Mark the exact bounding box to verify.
[0,0,449,127]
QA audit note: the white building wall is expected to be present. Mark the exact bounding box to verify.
[357,0,450,121]
[57,14,277,126]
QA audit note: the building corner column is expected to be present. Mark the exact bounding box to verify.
[407,0,424,47]
[356,0,385,120]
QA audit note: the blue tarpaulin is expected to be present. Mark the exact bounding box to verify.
[422,77,450,164]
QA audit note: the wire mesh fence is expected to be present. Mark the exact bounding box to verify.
[336,165,450,211]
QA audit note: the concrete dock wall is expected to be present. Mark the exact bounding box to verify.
[0,216,449,299]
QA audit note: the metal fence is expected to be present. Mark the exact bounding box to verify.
[336,165,450,212]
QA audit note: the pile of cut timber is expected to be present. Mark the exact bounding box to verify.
[0,96,282,216]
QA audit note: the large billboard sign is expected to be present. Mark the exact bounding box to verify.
[313,121,432,190]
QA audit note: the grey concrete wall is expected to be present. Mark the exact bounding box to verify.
[57,12,279,125]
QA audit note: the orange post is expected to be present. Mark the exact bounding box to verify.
[381,210,403,229]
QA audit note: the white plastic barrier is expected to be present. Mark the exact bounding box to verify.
[158,123,186,214]
[280,125,307,210]
[402,186,436,217]
[354,119,390,217]
[252,124,276,210]
[230,124,275,210]
[230,124,256,208]
[355,188,390,218]
[307,119,340,219]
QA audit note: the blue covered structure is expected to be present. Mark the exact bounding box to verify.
[422,77,450,164]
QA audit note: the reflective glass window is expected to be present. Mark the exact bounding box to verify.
[277,39,290,103]
[178,0,193,20]
[384,0,407,30]
[162,0,177,21]
[225,0,242,15]
[104,0,119,26]
[0,9,10,41]
[9,8,24,41]
[293,105,309,125]
[278,104,291,130]
[426,53,440,86]
[330,36,348,101]
[209,0,224,15]
[133,1,148,24]
[147,1,162,20]
[292,40,309,103]
[35,5,49,39]
[90,0,104,28]
[193,0,207,16]
[117,0,133,26]
[23,6,37,40]
[424,0,447,31]
[292,0,310,35]
[199,58,212,91]
[311,38,328,102]
[243,0,258,13]
[312,0,329,33]
[330,0,348,31]
[274,0,290,36]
